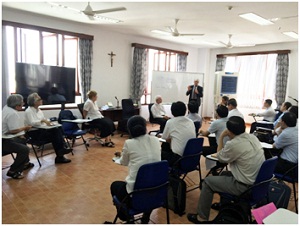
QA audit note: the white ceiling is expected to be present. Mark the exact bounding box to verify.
[2,1,298,48]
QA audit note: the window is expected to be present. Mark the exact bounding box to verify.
[142,49,179,104]
[224,54,278,109]
[3,24,79,98]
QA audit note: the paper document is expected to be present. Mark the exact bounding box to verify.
[112,157,121,165]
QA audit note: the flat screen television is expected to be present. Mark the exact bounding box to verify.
[15,62,76,106]
[221,75,238,94]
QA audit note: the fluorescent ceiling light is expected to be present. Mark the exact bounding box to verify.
[282,31,298,39]
[239,13,274,26]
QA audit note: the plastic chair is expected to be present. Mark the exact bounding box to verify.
[147,103,161,136]
[218,156,278,222]
[112,160,170,224]
[58,110,88,151]
[117,99,135,137]
[170,137,204,192]
[274,164,298,213]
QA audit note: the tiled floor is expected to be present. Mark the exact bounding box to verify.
[2,121,297,224]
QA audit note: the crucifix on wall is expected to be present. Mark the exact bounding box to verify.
[108,51,116,67]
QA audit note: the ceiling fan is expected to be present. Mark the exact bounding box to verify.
[48,2,126,23]
[151,19,204,37]
[219,34,256,49]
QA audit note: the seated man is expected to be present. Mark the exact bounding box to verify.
[151,95,170,133]
[200,105,228,156]
[218,96,229,107]
[187,116,265,223]
[273,101,292,129]
[24,93,72,164]
[227,98,244,119]
[249,99,276,133]
[161,101,195,166]
[186,100,202,130]
[2,94,34,179]
[272,112,298,177]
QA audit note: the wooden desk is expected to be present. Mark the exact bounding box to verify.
[100,107,140,122]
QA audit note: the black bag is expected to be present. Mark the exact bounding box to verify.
[211,202,250,224]
[167,175,186,216]
[268,180,291,209]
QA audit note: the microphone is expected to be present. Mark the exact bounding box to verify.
[115,96,120,108]
[288,96,298,103]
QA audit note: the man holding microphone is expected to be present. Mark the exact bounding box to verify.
[186,79,203,107]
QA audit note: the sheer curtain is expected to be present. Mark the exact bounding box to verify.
[2,26,9,107]
[225,54,277,109]
[275,54,289,107]
[79,38,93,101]
[177,54,187,72]
[130,47,148,104]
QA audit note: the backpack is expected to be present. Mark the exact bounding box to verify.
[211,202,250,224]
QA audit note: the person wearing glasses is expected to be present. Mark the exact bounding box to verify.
[24,92,72,164]
[2,94,34,179]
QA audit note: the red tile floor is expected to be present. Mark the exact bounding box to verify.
[2,121,297,223]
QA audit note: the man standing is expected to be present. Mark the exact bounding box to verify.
[151,95,170,133]
[187,116,265,223]
[186,79,203,107]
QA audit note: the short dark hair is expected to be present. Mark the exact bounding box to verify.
[227,116,245,135]
[216,105,228,118]
[127,115,147,138]
[188,101,199,114]
[282,112,297,127]
[283,102,292,110]
[171,101,186,117]
[227,98,237,107]
[265,99,272,106]
[289,105,298,119]
[222,96,229,102]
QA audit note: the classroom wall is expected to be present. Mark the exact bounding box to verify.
[3,8,298,124]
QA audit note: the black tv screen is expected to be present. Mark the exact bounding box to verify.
[221,76,238,94]
[15,63,76,105]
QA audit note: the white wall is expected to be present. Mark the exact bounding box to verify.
[3,8,298,124]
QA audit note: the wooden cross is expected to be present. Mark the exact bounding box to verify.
[108,51,116,67]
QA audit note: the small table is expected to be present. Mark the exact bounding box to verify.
[263,208,298,224]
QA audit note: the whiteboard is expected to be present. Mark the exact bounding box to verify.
[151,71,204,104]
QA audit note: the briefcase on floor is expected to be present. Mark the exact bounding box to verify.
[268,180,291,209]
[167,175,186,216]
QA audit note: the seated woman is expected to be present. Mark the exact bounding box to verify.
[2,94,34,179]
[83,90,116,147]
[24,93,72,164]
[110,115,161,223]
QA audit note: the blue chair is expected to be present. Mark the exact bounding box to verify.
[112,160,170,224]
[170,137,204,192]
[58,110,88,151]
[274,164,298,213]
[218,156,278,222]
[194,121,201,137]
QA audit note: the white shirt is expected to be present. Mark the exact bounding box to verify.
[119,134,161,193]
[2,105,24,135]
[151,103,166,118]
[228,108,244,119]
[24,106,46,126]
[257,107,276,122]
[83,99,104,119]
[162,116,195,156]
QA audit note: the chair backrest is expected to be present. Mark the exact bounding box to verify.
[77,103,85,117]
[250,156,278,204]
[178,138,204,172]
[131,160,169,212]
[148,103,155,123]
[121,99,135,119]
[194,121,201,136]
[58,110,79,131]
